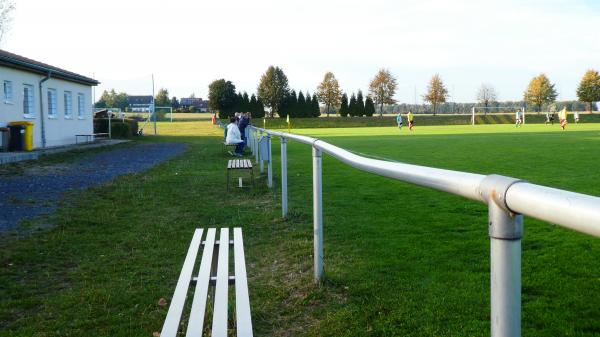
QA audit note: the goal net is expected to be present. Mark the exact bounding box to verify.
[471,106,525,125]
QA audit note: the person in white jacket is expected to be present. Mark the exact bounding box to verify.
[226,117,245,156]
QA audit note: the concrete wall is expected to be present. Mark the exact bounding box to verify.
[0,65,93,148]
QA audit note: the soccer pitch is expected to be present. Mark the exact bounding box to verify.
[2,121,599,336]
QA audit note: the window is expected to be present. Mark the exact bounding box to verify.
[3,81,12,103]
[64,91,72,118]
[23,84,35,117]
[77,93,85,119]
[47,89,57,118]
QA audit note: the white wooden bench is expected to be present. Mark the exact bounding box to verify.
[227,159,254,191]
[75,133,109,144]
[161,228,253,337]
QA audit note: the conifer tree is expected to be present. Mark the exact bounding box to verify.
[296,91,305,118]
[305,93,312,118]
[348,93,357,117]
[254,96,266,118]
[356,90,365,116]
[339,93,349,117]
[312,94,321,117]
[364,96,375,117]
[249,94,258,115]
[242,92,250,112]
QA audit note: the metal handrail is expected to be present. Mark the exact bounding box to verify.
[247,125,600,337]
[251,126,600,237]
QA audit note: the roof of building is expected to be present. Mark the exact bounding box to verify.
[127,95,153,105]
[0,49,99,86]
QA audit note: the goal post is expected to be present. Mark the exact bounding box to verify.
[471,106,526,125]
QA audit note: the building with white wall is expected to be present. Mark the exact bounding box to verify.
[0,49,99,149]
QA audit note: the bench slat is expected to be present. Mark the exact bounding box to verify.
[161,228,204,337]
[234,228,253,337]
[211,228,230,337]
[185,228,217,337]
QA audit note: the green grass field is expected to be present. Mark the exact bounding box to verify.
[2,121,599,336]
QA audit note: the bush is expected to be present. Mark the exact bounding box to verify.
[93,118,139,138]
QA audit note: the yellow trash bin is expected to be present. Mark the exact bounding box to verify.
[8,121,34,151]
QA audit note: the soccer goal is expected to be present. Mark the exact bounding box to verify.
[471,106,525,125]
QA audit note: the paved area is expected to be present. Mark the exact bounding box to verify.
[0,142,187,233]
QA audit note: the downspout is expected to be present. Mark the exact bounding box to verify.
[39,72,51,148]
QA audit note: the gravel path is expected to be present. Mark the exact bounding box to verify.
[0,142,187,233]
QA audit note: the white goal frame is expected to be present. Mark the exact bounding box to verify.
[471,106,525,125]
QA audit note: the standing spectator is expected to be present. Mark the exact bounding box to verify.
[226,117,245,156]
[238,112,250,142]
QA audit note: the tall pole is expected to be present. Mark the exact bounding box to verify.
[312,147,323,283]
[281,138,288,217]
[152,74,156,135]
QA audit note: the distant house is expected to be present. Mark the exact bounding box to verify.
[127,95,153,112]
[180,97,209,112]
[0,49,99,149]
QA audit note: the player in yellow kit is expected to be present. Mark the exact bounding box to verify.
[558,107,568,130]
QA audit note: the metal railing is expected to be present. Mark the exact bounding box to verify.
[246,125,600,337]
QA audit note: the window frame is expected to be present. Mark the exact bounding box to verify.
[3,80,13,104]
[64,91,73,119]
[77,93,85,119]
[47,88,58,118]
[23,84,35,118]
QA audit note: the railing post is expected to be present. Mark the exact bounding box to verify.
[312,146,323,283]
[259,132,264,174]
[281,137,288,217]
[484,176,523,337]
[267,135,273,188]
[255,130,259,165]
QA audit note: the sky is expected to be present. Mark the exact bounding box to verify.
[2,0,599,104]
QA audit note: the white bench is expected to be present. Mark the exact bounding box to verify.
[160,228,253,337]
[75,133,109,144]
[227,159,254,191]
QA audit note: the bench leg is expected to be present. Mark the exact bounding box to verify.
[250,168,254,187]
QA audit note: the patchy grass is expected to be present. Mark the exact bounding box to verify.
[1,121,600,336]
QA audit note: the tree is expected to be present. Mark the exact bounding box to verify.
[0,0,15,46]
[339,93,349,117]
[316,72,341,117]
[171,96,180,110]
[95,90,112,108]
[208,79,237,118]
[576,69,600,112]
[356,90,365,117]
[369,69,397,117]
[347,93,357,118]
[242,92,250,112]
[311,93,321,117]
[523,74,557,113]
[305,93,313,118]
[476,84,498,113]
[255,97,266,118]
[297,91,306,118]
[280,90,297,118]
[364,96,375,117]
[257,66,289,118]
[423,74,449,115]
[113,92,129,111]
[155,88,170,107]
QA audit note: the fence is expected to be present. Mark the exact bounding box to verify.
[246,125,600,337]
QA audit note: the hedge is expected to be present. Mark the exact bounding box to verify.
[93,118,139,138]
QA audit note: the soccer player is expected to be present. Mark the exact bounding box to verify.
[396,113,403,129]
[574,111,580,123]
[558,107,568,130]
[407,111,414,131]
[515,110,522,127]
